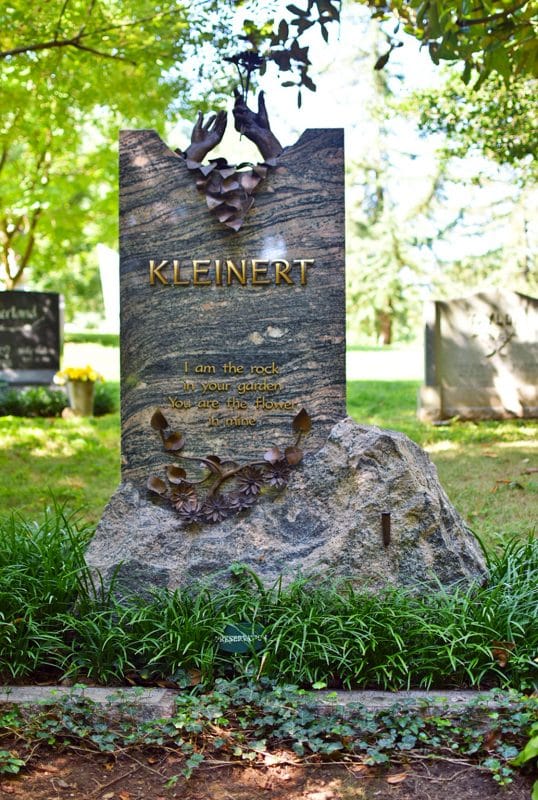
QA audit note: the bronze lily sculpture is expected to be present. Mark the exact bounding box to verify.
[176,90,283,231]
[147,408,312,526]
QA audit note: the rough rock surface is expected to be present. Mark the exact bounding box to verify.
[87,418,487,593]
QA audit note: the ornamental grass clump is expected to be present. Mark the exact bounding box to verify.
[0,507,95,680]
[0,505,536,692]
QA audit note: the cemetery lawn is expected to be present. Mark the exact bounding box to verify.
[1,377,534,548]
[0,404,119,525]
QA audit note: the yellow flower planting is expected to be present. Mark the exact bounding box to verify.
[55,365,104,384]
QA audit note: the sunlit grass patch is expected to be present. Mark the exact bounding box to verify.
[0,414,120,524]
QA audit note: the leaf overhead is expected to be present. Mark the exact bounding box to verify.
[292,408,312,434]
[150,409,169,431]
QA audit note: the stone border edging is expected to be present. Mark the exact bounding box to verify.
[311,689,501,716]
[0,686,177,723]
[0,686,508,724]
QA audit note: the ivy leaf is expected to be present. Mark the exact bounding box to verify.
[512,733,538,766]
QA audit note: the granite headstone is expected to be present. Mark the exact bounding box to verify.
[419,289,538,421]
[118,128,346,486]
[88,126,487,591]
[0,291,62,385]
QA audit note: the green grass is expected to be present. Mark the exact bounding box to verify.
[0,376,534,542]
[348,380,537,549]
[0,393,120,525]
[0,512,536,691]
[64,332,119,347]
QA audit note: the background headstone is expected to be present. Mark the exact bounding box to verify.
[0,291,62,385]
[119,128,346,487]
[419,289,538,421]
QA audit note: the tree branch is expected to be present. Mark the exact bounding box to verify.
[0,37,80,59]
[83,8,178,38]
[54,0,71,39]
[457,0,527,27]
[19,208,42,275]
[71,42,136,63]
[0,34,136,63]
[0,145,9,175]
[0,7,180,60]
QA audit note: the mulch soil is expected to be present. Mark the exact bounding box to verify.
[0,742,534,800]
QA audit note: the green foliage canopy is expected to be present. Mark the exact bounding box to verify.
[0,0,236,295]
[411,74,537,174]
[235,0,537,109]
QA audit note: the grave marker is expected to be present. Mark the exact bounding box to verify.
[0,291,62,385]
[89,119,487,592]
[119,128,346,488]
[419,289,538,420]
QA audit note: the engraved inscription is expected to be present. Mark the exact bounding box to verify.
[148,258,314,287]
[166,359,297,427]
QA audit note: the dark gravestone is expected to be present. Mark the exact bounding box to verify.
[419,289,538,421]
[0,291,62,384]
[119,128,346,486]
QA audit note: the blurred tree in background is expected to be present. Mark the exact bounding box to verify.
[0,0,238,311]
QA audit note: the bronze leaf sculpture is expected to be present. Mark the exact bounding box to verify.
[147,408,312,527]
[175,90,283,231]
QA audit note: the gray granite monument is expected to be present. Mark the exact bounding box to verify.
[87,96,486,592]
[118,125,346,485]
[419,289,538,421]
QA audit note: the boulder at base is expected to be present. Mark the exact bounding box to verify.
[87,418,487,592]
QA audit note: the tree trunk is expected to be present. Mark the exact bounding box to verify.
[376,307,393,345]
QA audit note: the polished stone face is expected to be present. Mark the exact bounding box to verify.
[0,291,61,385]
[119,128,346,486]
